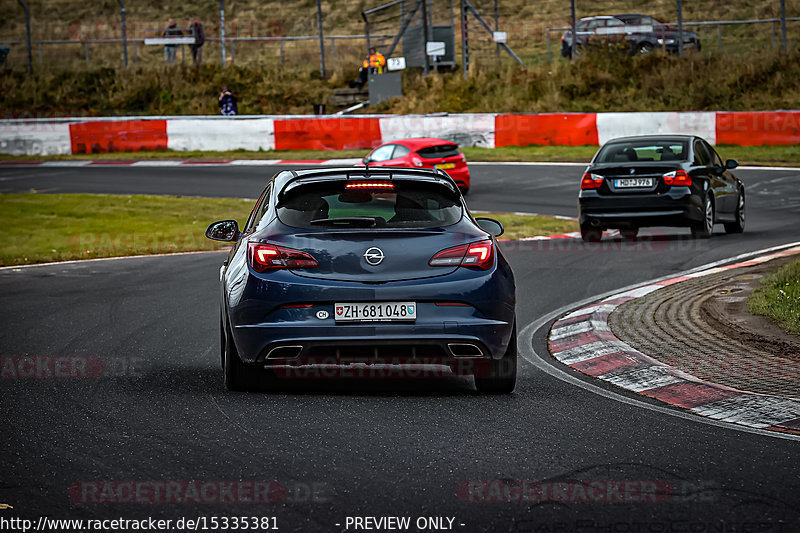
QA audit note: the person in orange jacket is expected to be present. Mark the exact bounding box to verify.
[351,48,386,89]
[367,47,386,73]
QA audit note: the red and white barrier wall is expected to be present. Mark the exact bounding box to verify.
[1,111,798,156]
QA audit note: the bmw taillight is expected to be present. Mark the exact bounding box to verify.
[580,173,604,189]
[248,243,318,273]
[429,239,495,270]
[662,170,692,187]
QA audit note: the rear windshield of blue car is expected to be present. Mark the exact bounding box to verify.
[277,181,463,229]
[595,141,688,163]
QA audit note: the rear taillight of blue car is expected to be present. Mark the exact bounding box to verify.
[249,242,319,273]
[429,239,495,270]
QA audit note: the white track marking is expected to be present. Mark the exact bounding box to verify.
[519,240,800,442]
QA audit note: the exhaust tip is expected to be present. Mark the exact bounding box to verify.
[448,343,484,358]
[590,219,601,227]
[266,345,303,360]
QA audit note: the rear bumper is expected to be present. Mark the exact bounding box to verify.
[578,187,702,228]
[434,165,470,188]
[233,302,511,364]
[226,266,515,364]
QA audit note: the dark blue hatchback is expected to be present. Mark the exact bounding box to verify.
[206,167,517,393]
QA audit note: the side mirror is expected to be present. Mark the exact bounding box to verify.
[362,156,371,165]
[475,217,504,237]
[725,159,739,170]
[205,220,240,242]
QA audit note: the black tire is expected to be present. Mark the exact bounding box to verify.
[691,195,714,239]
[220,311,226,370]
[620,228,639,240]
[580,223,603,243]
[222,318,253,391]
[724,191,745,234]
[474,323,517,394]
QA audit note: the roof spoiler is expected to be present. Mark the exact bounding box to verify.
[277,169,459,203]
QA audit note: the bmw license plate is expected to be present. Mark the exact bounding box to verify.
[334,302,417,322]
[435,163,455,170]
[615,178,653,188]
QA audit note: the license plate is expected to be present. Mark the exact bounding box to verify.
[334,302,417,322]
[435,163,455,170]
[615,178,653,188]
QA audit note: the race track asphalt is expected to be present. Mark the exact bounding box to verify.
[1,163,799,531]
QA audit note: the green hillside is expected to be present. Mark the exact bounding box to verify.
[2,0,797,71]
[1,0,798,115]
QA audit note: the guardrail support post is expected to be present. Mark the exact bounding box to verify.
[280,39,284,65]
[317,0,326,78]
[421,0,430,75]
[717,24,722,52]
[780,0,787,53]
[118,0,128,67]
[546,28,552,62]
[84,42,89,66]
[461,0,468,78]
[17,0,33,73]
[219,0,227,65]
[676,0,684,57]
[570,0,576,62]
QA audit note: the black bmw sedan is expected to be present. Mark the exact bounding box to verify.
[578,135,745,242]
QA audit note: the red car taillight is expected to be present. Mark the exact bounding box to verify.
[429,239,495,270]
[248,243,319,273]
[662,170,692,187]
[580,173,604,189]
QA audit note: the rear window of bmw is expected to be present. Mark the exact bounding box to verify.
[595,140,688,163]
[277,181,462,230]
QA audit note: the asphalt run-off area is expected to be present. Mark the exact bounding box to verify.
[1,162,799,530]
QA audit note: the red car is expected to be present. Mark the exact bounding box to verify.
[362,138,471,194]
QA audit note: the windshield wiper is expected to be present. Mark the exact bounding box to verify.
[310,217,379,227]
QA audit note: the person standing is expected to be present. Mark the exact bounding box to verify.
[189,17,205,65]
[218,87,238,116]
[162,18,182,65]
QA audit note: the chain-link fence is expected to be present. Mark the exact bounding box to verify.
[1,0,798,73]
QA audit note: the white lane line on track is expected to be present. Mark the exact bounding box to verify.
[0,249,228,271]
[518,240,800,442]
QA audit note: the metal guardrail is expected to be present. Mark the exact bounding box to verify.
[0,33,394,68]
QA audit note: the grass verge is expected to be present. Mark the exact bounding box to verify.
[0,193,577,266]
[748,257,800,335]
[0,144,797,166]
